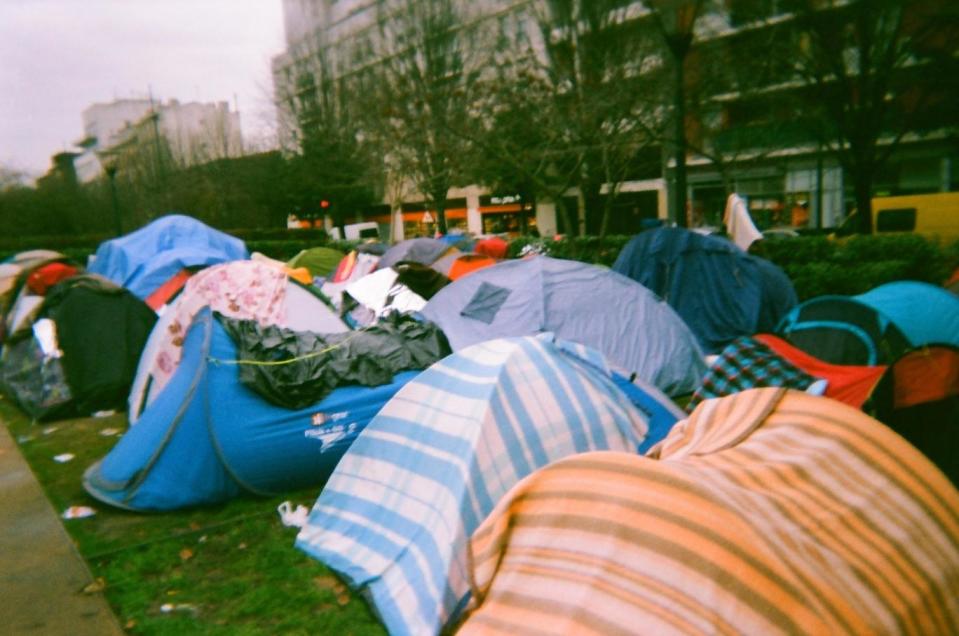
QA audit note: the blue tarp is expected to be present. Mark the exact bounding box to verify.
[83,309,417,511]
[854,281,959,348]
[612,228,797,354]
[88,214,248,300]
[420,256,705,396]
[295,334,681,636]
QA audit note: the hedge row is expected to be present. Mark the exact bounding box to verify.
[0,236,363,269]
[506,233,959,301]
[3,230,956,302]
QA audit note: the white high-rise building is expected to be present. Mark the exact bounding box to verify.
[74,98,244,183]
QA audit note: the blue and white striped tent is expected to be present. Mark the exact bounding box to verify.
[295,334,681,636]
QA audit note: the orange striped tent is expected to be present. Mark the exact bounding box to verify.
[461,388,959,635]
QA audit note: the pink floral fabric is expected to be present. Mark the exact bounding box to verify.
[149,261,288,395]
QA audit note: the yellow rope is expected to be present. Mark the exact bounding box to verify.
[208,328,368,367]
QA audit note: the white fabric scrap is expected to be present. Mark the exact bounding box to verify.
[32,318,63,358]
[723,193,763,251]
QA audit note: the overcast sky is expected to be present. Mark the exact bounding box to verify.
[0,0,286,177]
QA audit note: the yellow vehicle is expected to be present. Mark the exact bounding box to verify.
[839,192,959,242]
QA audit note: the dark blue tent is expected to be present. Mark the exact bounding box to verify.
[83,309,417,511]
[88,215,248,300]
[612,228,797,354]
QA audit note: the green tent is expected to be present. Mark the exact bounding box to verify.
[287,247,345,279]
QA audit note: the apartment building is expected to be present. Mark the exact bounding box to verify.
[272,0,956,237]
[72,98,244,184]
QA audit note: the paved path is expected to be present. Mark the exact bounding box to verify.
[0,423,125,635]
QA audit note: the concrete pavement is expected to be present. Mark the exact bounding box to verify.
[0,423,125,635]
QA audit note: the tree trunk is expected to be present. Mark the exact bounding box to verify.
[436,204,448,235]
[555,197,575,236]
[673,53,688,228]
[853,169,874,234]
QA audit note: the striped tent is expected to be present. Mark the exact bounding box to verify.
[460,388,959,635]
[295,335,673,636]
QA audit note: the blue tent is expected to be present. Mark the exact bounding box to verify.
[88,214,248,300]
[83,309,418,511]
[854,281,959,348]
[295,334,682,636]
[776,295,911,366]
[612,228,797,354]
[420,256,705,396]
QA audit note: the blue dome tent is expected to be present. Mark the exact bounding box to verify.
[854,281,959,347]
[295,334,683,636]
[88,214,248,300]
[420,255,705,396]
[612,228,797,354]
[83,309,421,511]
[776,295,911,366]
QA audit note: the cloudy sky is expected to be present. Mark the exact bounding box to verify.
[0,0,286,176]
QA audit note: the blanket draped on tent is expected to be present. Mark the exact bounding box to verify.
[685,336,819,412]
[219,313,450,409]
[148,261,288,397]
[460,388,959,635]
[295,335,667,636]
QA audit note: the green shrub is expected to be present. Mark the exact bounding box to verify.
[753,236,836,265]
[507,235,632,266]
[4,228,954,303]
[509,231,956,301]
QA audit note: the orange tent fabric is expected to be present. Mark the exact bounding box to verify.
[330,251,357,283]
[145,269,192,311]
[755,333,886,408]
[892,346,959,409]
[448,254,496,280]
[461,389,959,635]
[475,236,509,259]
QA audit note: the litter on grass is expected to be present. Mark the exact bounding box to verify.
[277,501,309,528]
[160,603,199,616]
[99,428,121,436]
[62,505,96,519]
[53,453,74,463]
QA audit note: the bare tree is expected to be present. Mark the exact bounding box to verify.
[785,0,959,233]
[274,37,379,235]
[469,0,663,237]
[679,4,804,199]
[364,0,481,235]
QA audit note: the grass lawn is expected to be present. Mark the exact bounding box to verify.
[0,397,386,635]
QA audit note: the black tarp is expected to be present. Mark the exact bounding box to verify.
[393,261,450,300]
[220,312,451,409]
[0,275,157,420]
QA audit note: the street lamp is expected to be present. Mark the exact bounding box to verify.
[99,153,123,236]
[651,0,702,228]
